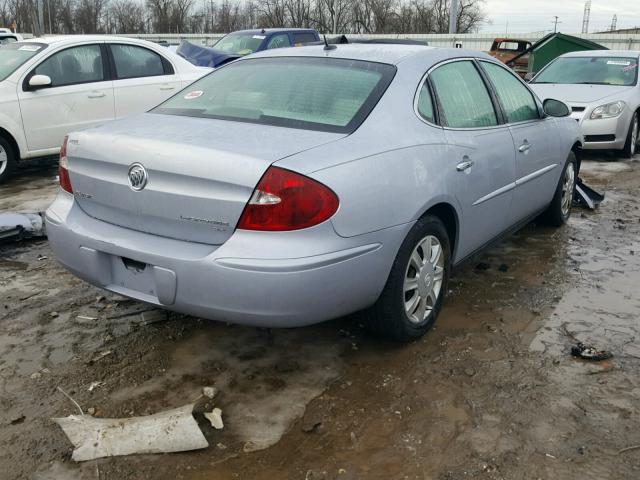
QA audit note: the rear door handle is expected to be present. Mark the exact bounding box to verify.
[518,140,531,153]
[88,91,106,99]
[160,85,175,91]
[456,160,474,172]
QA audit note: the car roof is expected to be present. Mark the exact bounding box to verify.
[561,49,640,58]
[247,43,490,66]
[16,35,159,46]
[228,28,317,35]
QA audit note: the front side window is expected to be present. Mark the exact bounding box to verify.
[214,33,264,55]
[0,42,46,81]
[430,60,497,128]
[482,61,539,123]
[111,44,166,79]
[533,56,639,86]
[266,34,291,50]
[35,44,103,87]
[154,57,396,133]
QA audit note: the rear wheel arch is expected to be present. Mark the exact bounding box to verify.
[420,202,459,261]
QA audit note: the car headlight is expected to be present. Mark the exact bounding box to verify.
[590,101,626,120]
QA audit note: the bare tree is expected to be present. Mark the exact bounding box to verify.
[109,0,145,33]
[7,0,486,37]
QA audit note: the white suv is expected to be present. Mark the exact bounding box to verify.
[0,35,209,182]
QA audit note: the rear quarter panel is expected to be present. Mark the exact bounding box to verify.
[276,51,463,240]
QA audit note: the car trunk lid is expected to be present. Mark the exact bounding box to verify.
[68,113,344,245]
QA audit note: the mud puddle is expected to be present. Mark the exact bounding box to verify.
[1,156,640,479]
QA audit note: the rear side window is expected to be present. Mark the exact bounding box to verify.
[430,60,497,128]
[481,61,539,123]
[35,44,104,87]
[111,44,167,79]
[154,57,396,134]
[292,33,318,45]
[416,81,435,123]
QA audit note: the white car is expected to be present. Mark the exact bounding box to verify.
[0,30,23,44]
[0,35,209,182]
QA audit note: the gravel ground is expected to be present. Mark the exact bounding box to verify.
[1,153,639,480]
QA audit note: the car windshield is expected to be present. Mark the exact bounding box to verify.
[533,56,638,86]
[0,42,46,81]
[154,57,396,133]
[0,36,17,45]
[214,33,265,55]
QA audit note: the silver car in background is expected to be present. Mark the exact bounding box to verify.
[529,50,640,158]
[46,45,582,342]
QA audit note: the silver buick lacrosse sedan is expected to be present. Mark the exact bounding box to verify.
[46,45,582,341]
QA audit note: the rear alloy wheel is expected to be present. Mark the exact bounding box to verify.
[621,112,639,159]
[541,151,577,227]
[0,137,16,184]
[363,215,451,342]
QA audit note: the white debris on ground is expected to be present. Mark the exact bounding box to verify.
[204,408,224,430]
[53,404,209,461]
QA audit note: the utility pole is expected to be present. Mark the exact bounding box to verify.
[582,1,591,34]
[35,0,44,36]
[47,0,52,34]
[610,14,617,32]
[449,0,459,34]
[551,16,562,33]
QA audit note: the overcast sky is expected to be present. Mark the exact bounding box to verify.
[480,0,640,34]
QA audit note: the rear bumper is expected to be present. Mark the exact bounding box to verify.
[45,192,408,327]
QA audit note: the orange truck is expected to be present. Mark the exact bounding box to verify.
[489,38,532,77]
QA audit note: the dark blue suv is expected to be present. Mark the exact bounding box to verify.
[177,28,320,68]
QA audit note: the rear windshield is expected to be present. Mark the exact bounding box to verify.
[533,56,638,86]
[154,57,396,133]
[0,42,46,81]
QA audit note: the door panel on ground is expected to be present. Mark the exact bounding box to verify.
[428,60,516,260]
[18,44,115,152]
[480,61,560,221]
[110,44,181,118]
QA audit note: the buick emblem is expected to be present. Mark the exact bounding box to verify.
[128,163,148,191]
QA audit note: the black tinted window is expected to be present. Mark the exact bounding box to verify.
[292,33,318,45]
[111,44,166,79]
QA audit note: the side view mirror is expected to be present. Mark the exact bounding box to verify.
[28,74,52,90]
[543,98,571,117]
[524,72,536,82]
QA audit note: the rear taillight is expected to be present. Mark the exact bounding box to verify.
[59,135,73,193]
[237,166,339,231]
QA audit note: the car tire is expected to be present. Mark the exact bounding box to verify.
[0,136,16,184]
[363,215,451,342]
[621,111,639,159]
[540,151,577,227]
